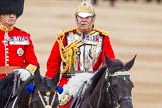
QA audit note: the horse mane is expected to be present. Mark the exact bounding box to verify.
[0,73,14,107]
[83,66,107,98]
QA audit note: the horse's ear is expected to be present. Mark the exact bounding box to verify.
[125,55,137,71]
[51,70,60,85]
[104,53,113,67]
[34,67,42,84]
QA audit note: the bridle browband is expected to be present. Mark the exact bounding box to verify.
[108,71,130,77]
[105,68,132,108]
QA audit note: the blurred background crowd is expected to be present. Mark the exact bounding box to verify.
[92,0,161,6]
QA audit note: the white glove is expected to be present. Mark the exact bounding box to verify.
[15,69,32,81]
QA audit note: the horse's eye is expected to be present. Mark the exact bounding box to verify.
[111,83,117,88]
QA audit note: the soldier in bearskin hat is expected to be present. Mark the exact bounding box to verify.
[45,0,115,107]
[0,0,38,81]
[0,0,38,106]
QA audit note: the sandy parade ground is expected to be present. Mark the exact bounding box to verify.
[15,0,162,108]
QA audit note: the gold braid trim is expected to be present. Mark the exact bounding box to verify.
[92,28,109,36]
[56,27,76,38]
[26,64,37,73]
[56,28,84,74]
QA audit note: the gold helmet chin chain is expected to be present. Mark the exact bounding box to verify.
[57,35,83,74]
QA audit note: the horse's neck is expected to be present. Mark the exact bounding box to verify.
[88,73,106,107]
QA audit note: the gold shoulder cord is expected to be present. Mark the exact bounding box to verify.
[57,28,84,74]
[92,28,109,36]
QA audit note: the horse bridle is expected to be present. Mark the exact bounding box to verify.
[37,90,57,108]
[105,68,132,108]
[30,90,57,108]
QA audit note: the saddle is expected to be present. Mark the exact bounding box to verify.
[4,71,34,108]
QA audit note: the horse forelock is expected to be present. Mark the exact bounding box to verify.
[44,77,51,89]
[0,74,14,107]
[107,59,125,74]
[38,77,55,91]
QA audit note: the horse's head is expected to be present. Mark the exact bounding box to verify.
[30,69,60,108]
[104,54,136,108]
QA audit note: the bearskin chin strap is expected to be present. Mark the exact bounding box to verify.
[0,15,16,25]
[57,35,83,74]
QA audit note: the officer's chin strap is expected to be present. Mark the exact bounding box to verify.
[0,15,16,25]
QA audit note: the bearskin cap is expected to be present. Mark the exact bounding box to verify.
[0,0,24,17]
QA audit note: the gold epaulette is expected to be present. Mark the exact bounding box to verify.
[56,27,76,38]
[92,28,109,36]
[26,64,37,73]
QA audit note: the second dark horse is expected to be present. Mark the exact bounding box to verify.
[71,54,136,108]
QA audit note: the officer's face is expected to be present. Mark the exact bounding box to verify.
[0,14,17,27]
[76,15,94,33]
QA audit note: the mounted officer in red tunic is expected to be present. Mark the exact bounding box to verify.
[45,0,115,107]
[0,0,38,107]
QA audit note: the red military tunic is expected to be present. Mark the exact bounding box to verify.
[0,24,38,78]
[45,27,115,86]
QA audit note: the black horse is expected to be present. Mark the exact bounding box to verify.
[71,54,136,108]
[0,68,60,108]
